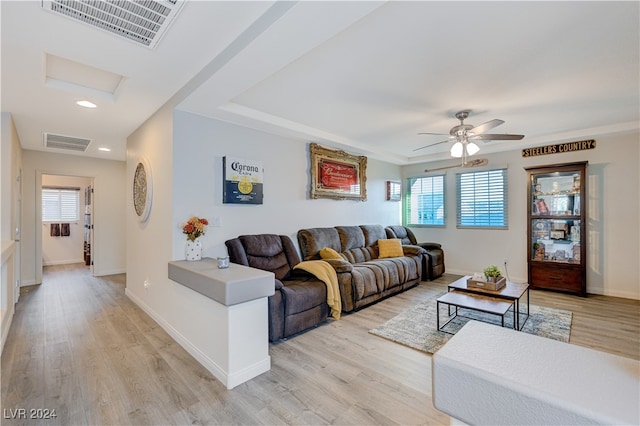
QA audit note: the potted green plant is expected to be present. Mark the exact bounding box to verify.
[483,265,502,282]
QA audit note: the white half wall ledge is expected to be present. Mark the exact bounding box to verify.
[165,258,275,389]
[168,258,275,305]
[432,320,640,426]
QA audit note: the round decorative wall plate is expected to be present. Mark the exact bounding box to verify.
[133,157,152,222]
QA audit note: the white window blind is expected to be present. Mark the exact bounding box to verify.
[456,169,508,229]
[405,175,445,227]
[42,188,80,222]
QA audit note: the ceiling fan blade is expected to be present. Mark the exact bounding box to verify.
[423,164,460,172]
[417,132,448,136]
[462,158,489,168]
[413,139,450,151]
[471,133,524,141]
[424,158,488,172]
[470,119,504,134]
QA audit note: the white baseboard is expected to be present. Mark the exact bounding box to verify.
[446,269,639,300]
[43,258,84,266]
[589,286,639,300]
[94,268,126,277]
[227,357,271,389]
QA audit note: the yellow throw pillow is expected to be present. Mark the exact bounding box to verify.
[320,247,343,260]
[378,239,403,258]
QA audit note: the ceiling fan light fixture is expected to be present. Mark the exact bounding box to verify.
[451,142,463,158]
[466,141,480,156]
[415,110,524,154]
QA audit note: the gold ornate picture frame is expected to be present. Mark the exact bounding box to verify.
[309,143,367,201]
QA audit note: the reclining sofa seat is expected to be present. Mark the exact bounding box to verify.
[297,224,424,312]
[385,225,445,280]
[225,234,329,342]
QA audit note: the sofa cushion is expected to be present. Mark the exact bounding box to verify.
[378,238,403,258]
[351,263,387,298]
[336,226,375,263]
[385,225,416,245]
[297,227,342,261]
[320,247,343,260]
[360,224,387,247]
[280,278,327,316]
[239,234,292,280]
[351,256,420,298]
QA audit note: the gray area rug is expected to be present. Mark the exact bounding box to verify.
[369,294,572,354]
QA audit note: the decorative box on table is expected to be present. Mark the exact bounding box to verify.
[467,276,506,291]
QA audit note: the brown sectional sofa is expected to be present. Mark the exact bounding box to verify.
[297,224,425,313]
[225,225,443,341]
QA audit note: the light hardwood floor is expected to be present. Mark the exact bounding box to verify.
[2,264,638,425]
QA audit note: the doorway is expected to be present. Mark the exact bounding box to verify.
[38,173,94,280]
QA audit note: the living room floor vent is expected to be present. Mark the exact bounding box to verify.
[44,133,92,152]
[42,0,185,48]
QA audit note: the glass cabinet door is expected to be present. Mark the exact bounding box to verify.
[529,168,583,265]
[531,171,581,216]
[531,219,581,263]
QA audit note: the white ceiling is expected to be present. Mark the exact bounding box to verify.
[2,1,638,165]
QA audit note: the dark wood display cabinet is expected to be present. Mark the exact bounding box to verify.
[525,161,587,297]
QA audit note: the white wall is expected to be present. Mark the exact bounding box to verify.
[171,110,402,261]
[22,150,126,284]
[125,103,175,326]
[404,131,639,300]
[1,112,23,353]
[41,174,92,266]
[1,113,21,243]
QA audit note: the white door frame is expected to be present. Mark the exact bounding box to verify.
[36,171,95,283]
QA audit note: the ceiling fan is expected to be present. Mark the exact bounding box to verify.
[414,110,524,160]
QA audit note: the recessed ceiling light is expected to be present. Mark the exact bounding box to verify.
[98,147,111,152]
[76,100,97,108]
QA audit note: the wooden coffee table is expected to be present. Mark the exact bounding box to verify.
[447,275,530,330]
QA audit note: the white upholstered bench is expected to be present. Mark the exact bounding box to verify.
[432,320,639,425]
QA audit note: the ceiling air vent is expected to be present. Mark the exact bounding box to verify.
[42,0,186,48]
[44,133,92,152]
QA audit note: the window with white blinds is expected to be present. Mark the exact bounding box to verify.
[456,169,508,229]
[42,188,80,222]
[404,175,445,227]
